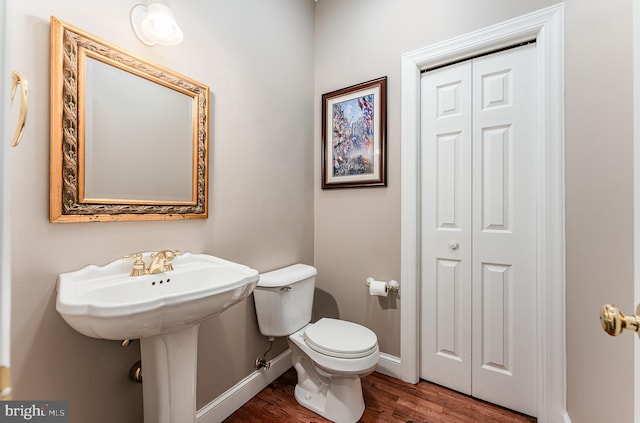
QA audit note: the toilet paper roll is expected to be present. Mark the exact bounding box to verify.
[369,280,388,297]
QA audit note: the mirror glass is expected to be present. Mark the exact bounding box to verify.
[84,57,193,202]
[49,17,209,222]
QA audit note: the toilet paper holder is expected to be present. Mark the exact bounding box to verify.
[365,277,399,292]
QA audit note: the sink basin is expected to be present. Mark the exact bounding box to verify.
[56,252,259,423]
[56,252,259,340]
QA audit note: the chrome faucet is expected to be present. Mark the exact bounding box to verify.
[122,250,182,276]
[147,250,182,274]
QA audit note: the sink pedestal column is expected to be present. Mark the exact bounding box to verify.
[140,324,200,423]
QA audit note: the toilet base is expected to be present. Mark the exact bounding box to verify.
[293,373,365,423]
[289,340,369,423]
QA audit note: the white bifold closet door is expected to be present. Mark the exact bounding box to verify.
[420,43,537,417]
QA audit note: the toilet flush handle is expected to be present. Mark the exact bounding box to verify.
[280,286,292,292]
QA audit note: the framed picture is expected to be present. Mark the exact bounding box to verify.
[321,76,387,189]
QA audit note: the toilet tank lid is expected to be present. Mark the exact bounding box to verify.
[257,264,317,288]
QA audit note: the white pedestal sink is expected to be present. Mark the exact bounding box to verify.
[56,252,259,423]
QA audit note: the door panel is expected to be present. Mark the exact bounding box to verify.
[480,126,511,231]
[471,44,536,416]
[435,258,462,360]
[480,263,511,375]
[420,61,473,395]
[436,132,462,228]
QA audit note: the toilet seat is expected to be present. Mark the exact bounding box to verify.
[303,318,378,359]
[289,321,380,376]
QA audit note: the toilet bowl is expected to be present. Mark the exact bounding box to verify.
[253,264,380,423]
[288,318,379,422]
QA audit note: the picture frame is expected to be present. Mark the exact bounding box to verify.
[321,76,387,189]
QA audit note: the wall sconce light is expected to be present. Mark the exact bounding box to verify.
[130,2,184,46]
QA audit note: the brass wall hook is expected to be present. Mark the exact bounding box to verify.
[10,71,28,147]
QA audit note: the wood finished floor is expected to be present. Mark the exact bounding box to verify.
[223,368,537,423]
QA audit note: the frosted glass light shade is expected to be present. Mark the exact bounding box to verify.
[130,3,184,46]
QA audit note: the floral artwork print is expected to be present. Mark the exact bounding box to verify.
[331,94,374,177]
[321,76,386,189]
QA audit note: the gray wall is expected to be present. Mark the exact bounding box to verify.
[565,0,635,421]
[9,1,314,422]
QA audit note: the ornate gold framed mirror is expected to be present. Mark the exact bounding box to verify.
[49,17,209,222]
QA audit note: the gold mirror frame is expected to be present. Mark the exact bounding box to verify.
[49,17,209,222]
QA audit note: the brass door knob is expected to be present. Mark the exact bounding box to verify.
[600,304,640,336]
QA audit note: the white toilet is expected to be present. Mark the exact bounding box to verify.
[253,264,380,423]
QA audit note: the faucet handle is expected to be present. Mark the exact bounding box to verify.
[158,249,182,271]
[122,253,148,277]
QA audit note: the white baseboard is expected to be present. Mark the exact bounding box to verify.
[196,349,292,423]
[376,353,402,380]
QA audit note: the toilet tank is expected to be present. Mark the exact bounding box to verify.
[253,264,317,337]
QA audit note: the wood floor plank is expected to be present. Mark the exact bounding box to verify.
[223,368,536,423]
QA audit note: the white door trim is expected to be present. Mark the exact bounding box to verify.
[0,0,13,402]
[400,4,565,422]
[0,0,11,373]
[633,1,640,422]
